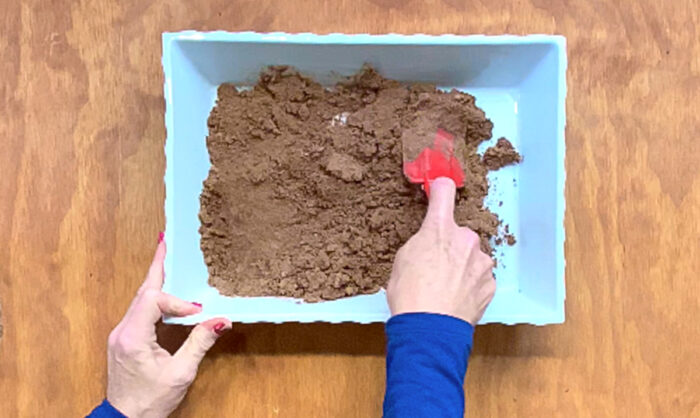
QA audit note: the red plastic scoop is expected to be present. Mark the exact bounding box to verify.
[403,129,465,196]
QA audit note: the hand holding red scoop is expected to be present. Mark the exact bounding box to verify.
[403,129,465,196]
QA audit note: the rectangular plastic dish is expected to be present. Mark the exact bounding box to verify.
[161,31,567,325]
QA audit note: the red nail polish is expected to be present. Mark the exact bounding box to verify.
[213,322,227,335]
[158,232,165,243]
[192,302,202,308]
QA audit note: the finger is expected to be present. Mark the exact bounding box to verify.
[118,235,166,329]
[127,290,202,330]
[141,237,166,291]
[116,236,169,340]
[174,318,232,366]
[158,292,202,317]
[424,177,456,226]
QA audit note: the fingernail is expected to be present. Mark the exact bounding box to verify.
[213,322,228,336]
[191,302,202,308]
[158,232,165,243]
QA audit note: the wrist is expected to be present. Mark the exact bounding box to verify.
[106,396,135,417]
[390,305,476,326]
[387,312,474,335]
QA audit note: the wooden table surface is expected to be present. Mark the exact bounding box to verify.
[1,0,699,416]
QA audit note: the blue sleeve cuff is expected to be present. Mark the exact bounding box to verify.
[384,312,474,418]
[386,312,474,343]
[86,399,127,418]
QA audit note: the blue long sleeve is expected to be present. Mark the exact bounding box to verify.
[383,313,474,418]
[86,399,126,418]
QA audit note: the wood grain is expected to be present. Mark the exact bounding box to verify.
[1,0,699,416]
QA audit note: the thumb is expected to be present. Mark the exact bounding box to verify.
[174,318,232,367]
[424,177,457,226]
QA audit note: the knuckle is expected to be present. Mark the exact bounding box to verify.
[486,291,496,305]
[481,253,496,269]
[136,282,151,297]
[485,278,497,297]
[193,331,214,352]
[184,327,215,357]
[107,329,119,348]
[433,211,453,226]
[113,332,140,355]
[137,288,161,306]
[460,227,479,245]
[142,288,161,300]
